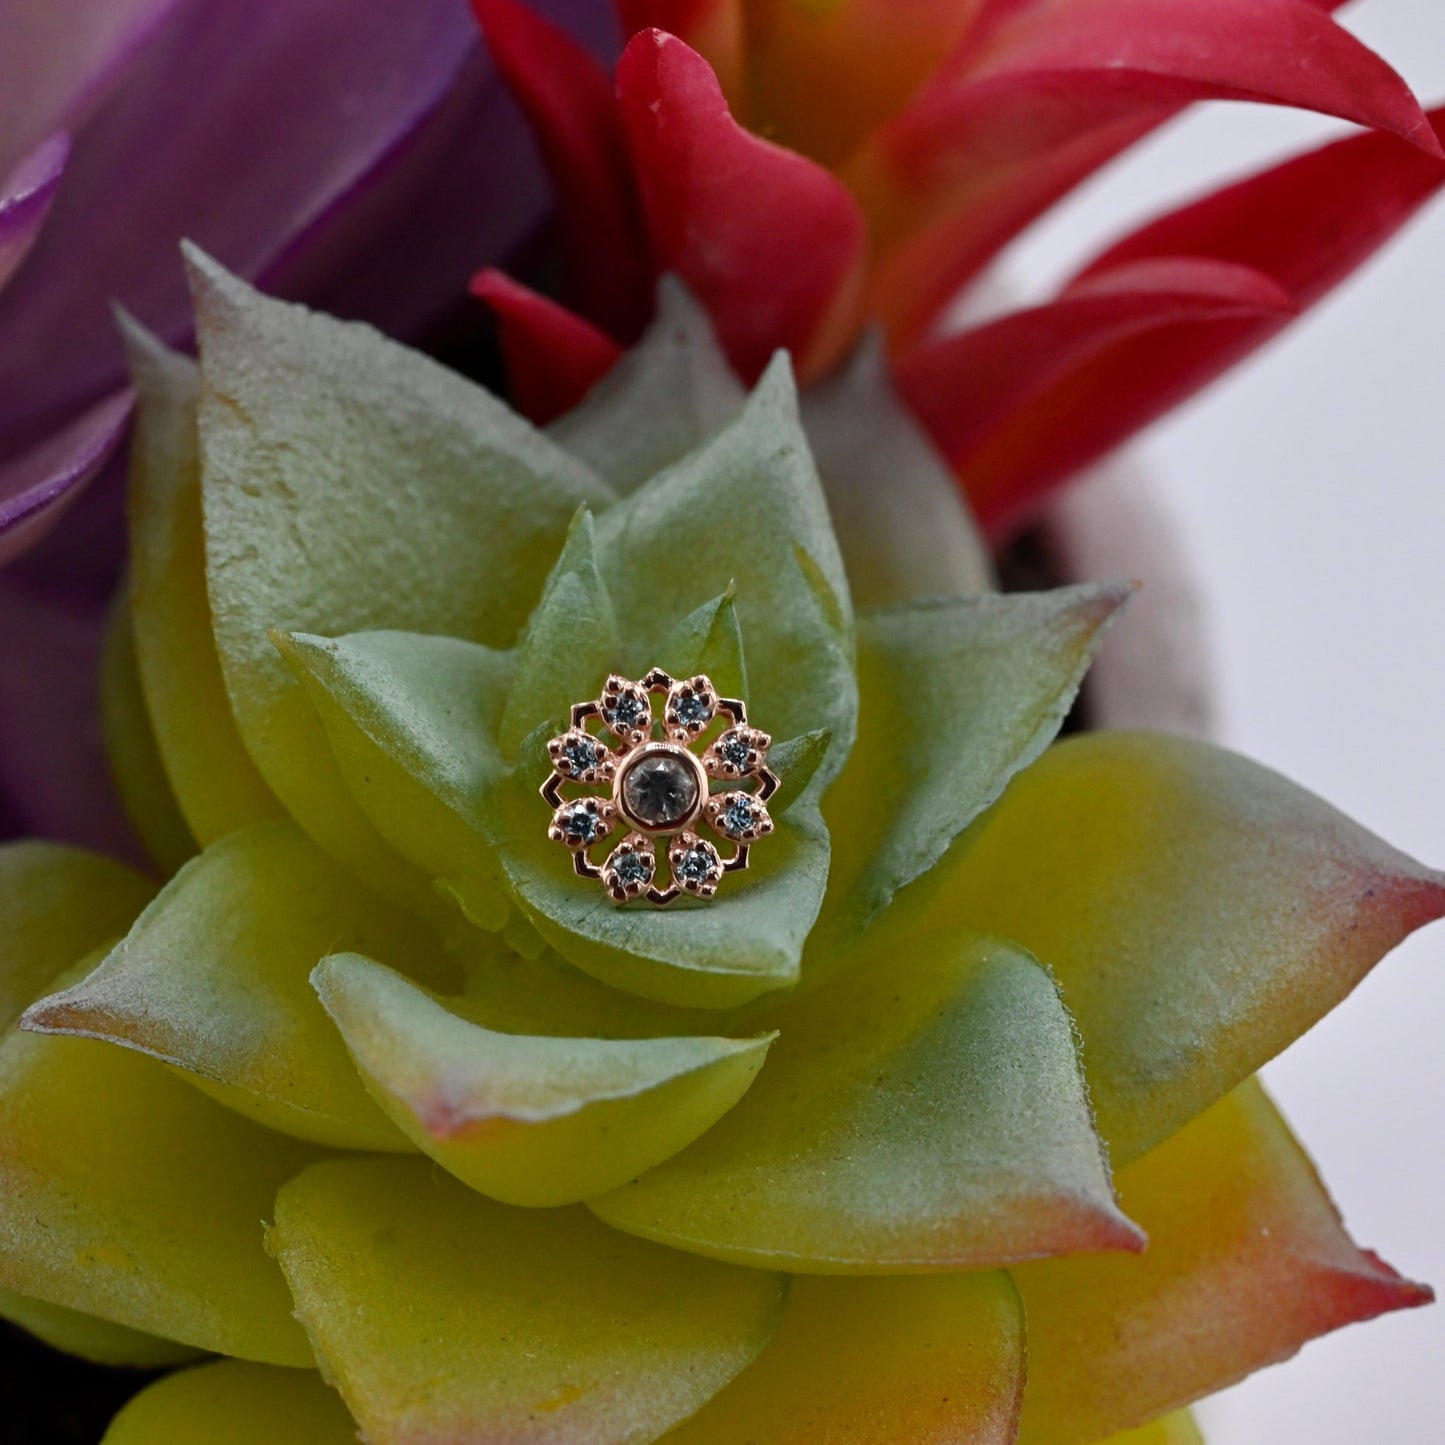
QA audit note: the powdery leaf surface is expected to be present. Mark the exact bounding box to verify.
[315,951,773,1206]
[269,1156,786,1445]
[928,731,1445,1163]
[592,931,1139,1271]
[1012,1081,1429,1445]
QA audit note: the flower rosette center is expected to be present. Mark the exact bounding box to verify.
[543,668,777,905]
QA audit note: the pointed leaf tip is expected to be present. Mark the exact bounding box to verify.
[592,933,1142,1272]
[931,731,1445,1165]
[546,270,745,494]
[313,952,776,1207]
[617,27,868,381]
[819,583,1132,950]
[1014,1081,1433,1445]
[470,270,620,424]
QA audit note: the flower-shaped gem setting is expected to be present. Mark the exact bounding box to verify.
[542,669,777,906]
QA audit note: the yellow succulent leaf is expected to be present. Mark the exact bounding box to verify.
[314,951,775,1206]
[1094,1414,1205,1445]
[0,1289,200,1368]
[22,821,451,1151]
[0,840,154,1030]
[121,313,280,846]
[269,1156,786,1445]
[1012,1080,1429,1445]
[591,931,1140,1272]
[103,1361,356,1444]
[660,1271,1024,1444]
[930,731,1445,1164]
[2,973,317,1364]
[99,598,196,876]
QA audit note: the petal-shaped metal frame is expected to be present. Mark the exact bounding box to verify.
[541,668,778,906]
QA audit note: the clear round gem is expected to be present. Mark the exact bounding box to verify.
[718,795,758,838]
[562,804,605,844]
[674,692,712,728]
[563,735,604,774]
[675,846,718,885]
[621,752,699,830]
[610,849,653,887]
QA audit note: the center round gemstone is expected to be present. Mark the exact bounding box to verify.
[620,750,700,830]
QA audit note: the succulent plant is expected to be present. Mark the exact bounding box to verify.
[0,253,1437,1442]
[468,0,1445,543]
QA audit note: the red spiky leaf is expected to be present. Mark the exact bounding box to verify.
[470,269,620,424]
[615,28,868,382]
[470,0,651,338]
[925,110,1445,538]
[851,0,1440,346]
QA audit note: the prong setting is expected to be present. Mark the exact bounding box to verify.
[703,726,771,780]
[705,790,774,843]
[668,832,723,899]
[599,675,653,747]
[602,834,657,902]
[664,675,719,741]
[547,727,619,784]
[548,796,616,850]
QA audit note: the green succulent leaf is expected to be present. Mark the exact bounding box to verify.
[0,841,154,1032]
[547,277,745,494]
[498,723,830,1009]
[0,1291,200,1370]
[23,821,452,1151]
[816,583,1130,948]
[591,930,1140,1272]
[662,1272,1024,1445]
[755,730,833,817]
[278,628,513,932]
[314,952,775,1206]
[103,1361,357,1445]
[592,352,856,775]
[269,1156,786,1445]
[4,956,317,1365]
[187,248,607,917]
[459,939,728,1039]
[800,338,994,608]
[925,731,1445,1165]
[654,588,748,703]
[121,313,280,845]
[499,507,619,755]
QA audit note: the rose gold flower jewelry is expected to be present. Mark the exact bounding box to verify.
[541,669,778,906]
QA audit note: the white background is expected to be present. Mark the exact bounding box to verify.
[1006,4,1445,1440]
